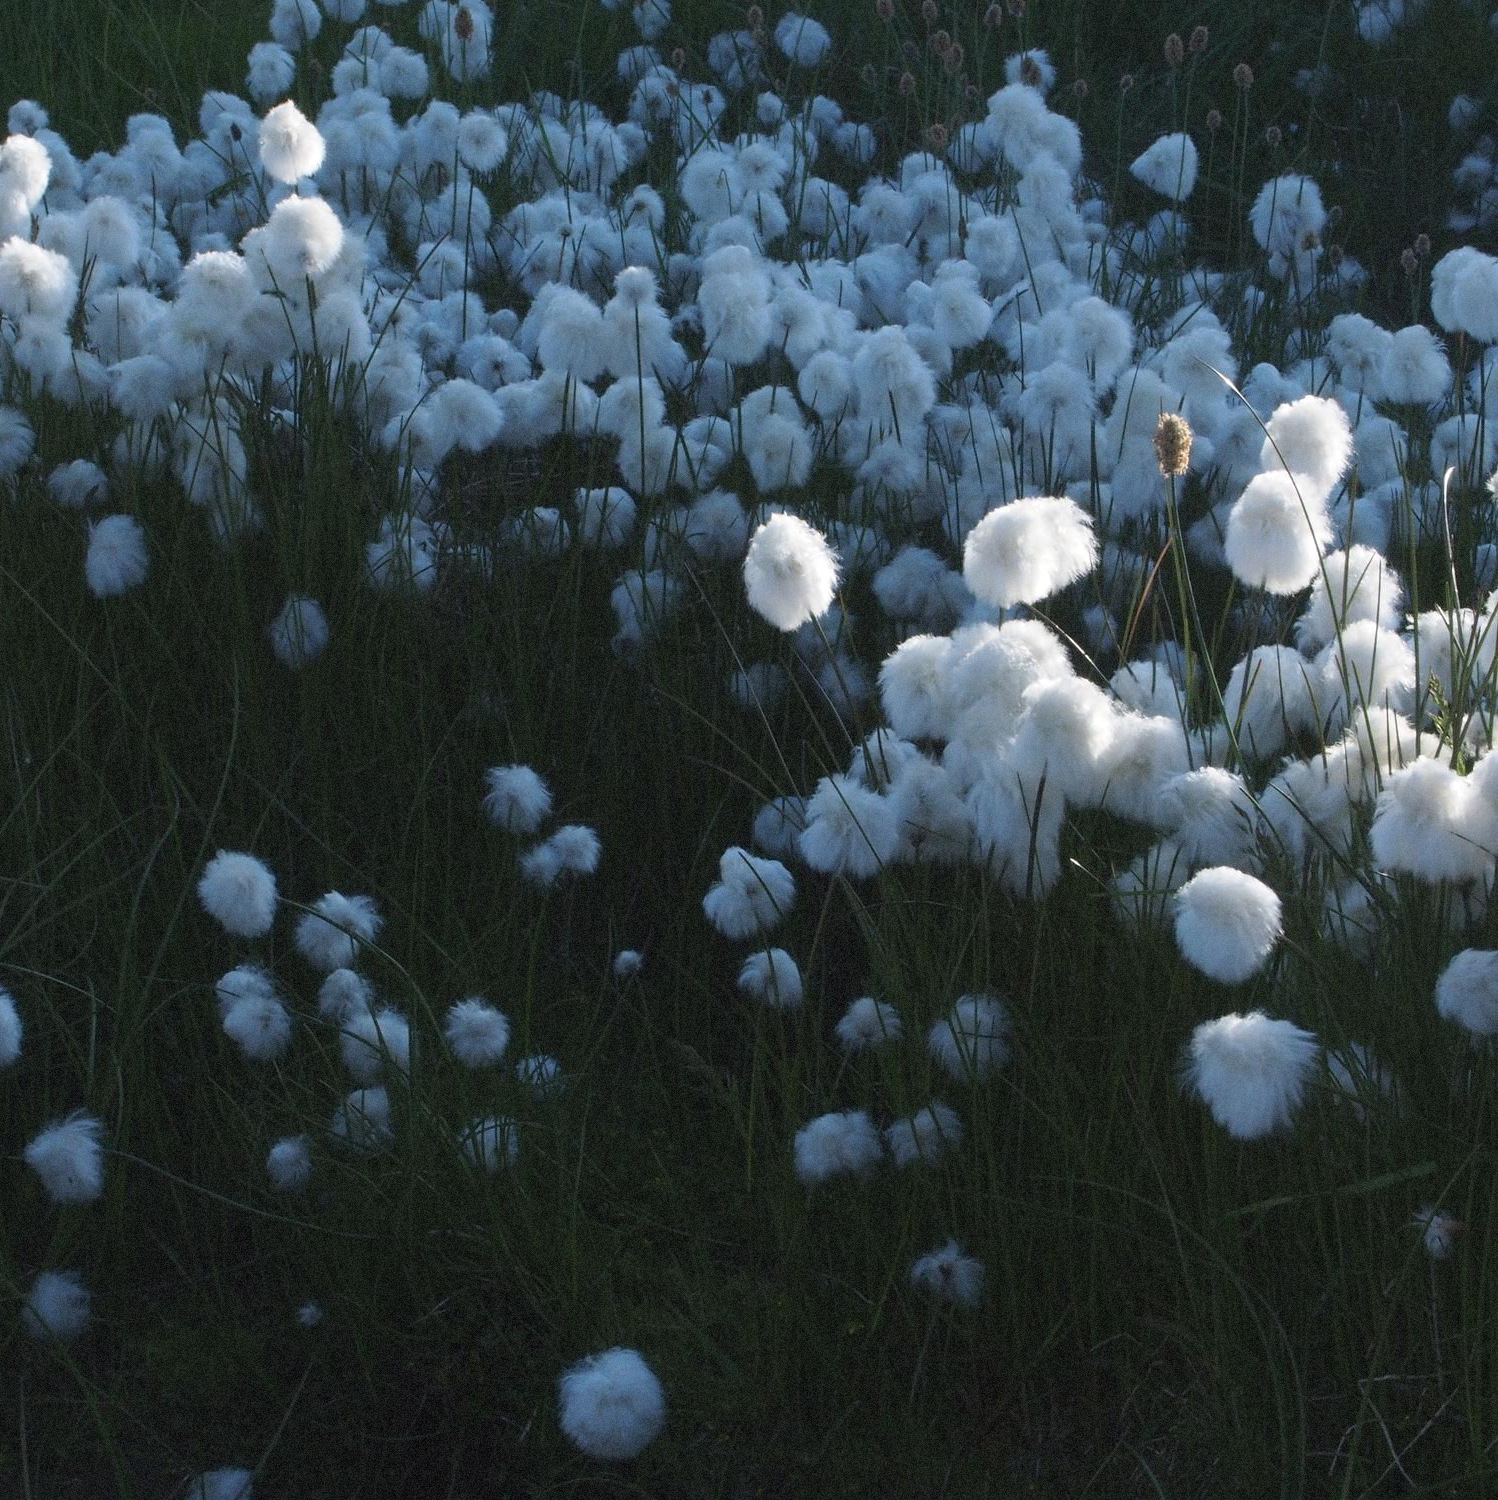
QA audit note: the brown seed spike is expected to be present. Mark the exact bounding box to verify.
[1153,412,1194,478]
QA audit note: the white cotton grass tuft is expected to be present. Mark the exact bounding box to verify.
[702,846,796,939]
[317,967,373,1022]
[557,1347,667,1462]
[329,1086,393,1153]
[1173,868,1283,984]
[459,1114,519,1172]
[834,995,903,1052]
[340,1007,410,1082]
[0,985,22,1067]
[773,11,832,66]
[268,595,329,668]
[737,948,803,1009]
[1260,395,1353,505]
[23,1269,91,1341]
[1129,132,1199,201]
[444,996,511,1066]
[258,99,324,183]
[927,993,1012,1081]
[743,512,840,631]
[266,1135,313,1192]
[294,891,382,971]
[85,515,149,598]
[186,1469,254,1500]
[910,1241,985,1309]
[1434,949,1498,1038]
[197,850,278,939]
[1413,1204,1466,1261]
[1182,1011,1320,1140]
[481,764,553,835]
[516,1053,565,1095]
[222,989,294,1062]
[519,824,601,887]
[884,1100,963,1167]
[24,1111,105,1205]
[1223,470,1329,595]
[793,1108,883,1184]
[962,497,1098,608]
[798,773,900,879]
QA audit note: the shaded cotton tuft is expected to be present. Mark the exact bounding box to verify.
[1183,1011,1319,1140]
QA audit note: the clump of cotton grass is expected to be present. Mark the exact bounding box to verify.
[266,1135,313,1192]
[84,515,149,598]
[0,985,21,1067]
[186,1469,254,1500]
[909,1241,985,1309]
[1173,868,1283,984]
[962,497,1098,609]
[1182,1012,1320,1140]
[737,948,803,1009]
[927,993,1012,1081]
[197,850,278,939]
[1413,1204,1466,1260]
[481,764,553,835]
[743,512,839,631]
[773,11,832,66]
[798,773,900,879]
[258,98,324,183]
[1130,132,1199,201]
[294,891,382,971]
[268,595,329,668]
[317,968,373,1022]
[793,1109,883,1185]
[834,995,903,1052]
[884,1101,963,1167]
[1434,949,1498,1038]
[519,824,601,887]
[24,1112,105,1205]
[557,1347,666,1461]
[444,996,511,1066]
[223,983,293,1062]
[516,1053,565,1095]
[702,846,796,939]
[340,1006,411,1082]
[459,1114,519,1172]
[22,1270,91,1341]
[329,1086,393,1153]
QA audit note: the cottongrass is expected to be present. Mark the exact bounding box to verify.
[557,1347,666,1461]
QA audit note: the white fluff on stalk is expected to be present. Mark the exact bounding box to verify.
[1183,1011,1320,1140]
[962,497,1098,609]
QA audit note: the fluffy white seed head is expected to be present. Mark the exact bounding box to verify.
[1173,867,1283,983]
[268,595,330,668]
[702,846,796,939]
[444,996,511,1067]
[737,948,803,1009]
[85,514,149,598]
[481,764,553,834]
[926,993,1012,1081]
[834,995,903,1052]
[24,1111,105,1205]
[1130,132,1199,201]
[258,99,325,183]
[557,1347,667,1461]
[743,512,840,631]
[1435,949,1498,1037]
[197,850,278,939]
[793,1109,883,1184]
[223,993,293,1062]
[962,497,1098,608]
[910,1240,985,1308]
[266,1135,313,1191]
[1183,1011,1320,1140]
[884,1100,963,1167]
[0,986,21,1067]
[23,1269,91,1341]
[294,891,382,971]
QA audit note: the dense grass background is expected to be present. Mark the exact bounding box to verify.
[5,1,1498,1497]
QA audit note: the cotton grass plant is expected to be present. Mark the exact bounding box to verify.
[4,0,1498,1494]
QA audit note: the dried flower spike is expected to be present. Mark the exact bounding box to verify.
[1164,33,1185,66]
[1154,412,1194,478]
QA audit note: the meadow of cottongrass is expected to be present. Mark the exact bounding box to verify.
[5,0,1498,1495]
